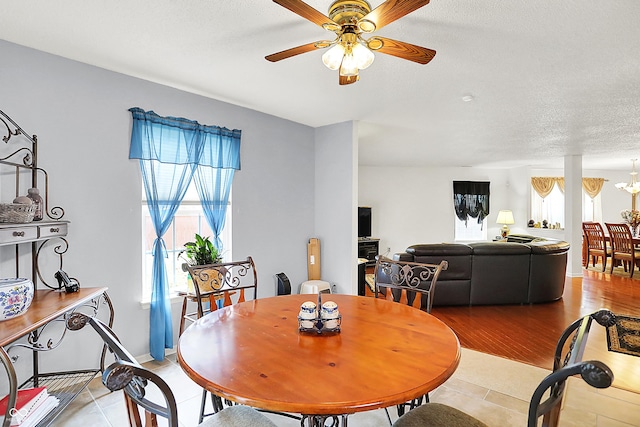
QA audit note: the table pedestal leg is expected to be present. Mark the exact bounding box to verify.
[302,414,348,427]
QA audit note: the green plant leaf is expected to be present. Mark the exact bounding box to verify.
[179,233,220,265]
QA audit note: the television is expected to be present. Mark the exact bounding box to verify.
[358,207,372,238]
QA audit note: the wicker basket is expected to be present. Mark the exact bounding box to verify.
[0,203,36,223]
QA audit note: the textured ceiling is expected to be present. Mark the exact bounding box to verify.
[1,0,639,170]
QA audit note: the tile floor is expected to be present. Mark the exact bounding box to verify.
[52,348,640,427]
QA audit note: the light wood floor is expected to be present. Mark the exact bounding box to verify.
[429,266,640,395]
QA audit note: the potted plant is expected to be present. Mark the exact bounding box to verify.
[179,233,222,267]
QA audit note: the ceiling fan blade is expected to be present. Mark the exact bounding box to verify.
[368,37,436,65]
[339,74,359,85]
[265,42,324,62]
[272,0,339,29]
[361,0,430,31]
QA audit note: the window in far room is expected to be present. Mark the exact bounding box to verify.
[141,183,232,303]
[530,177,604,228]
[531,181,564,228]
[453,181,490,242]
[454,216,487,241]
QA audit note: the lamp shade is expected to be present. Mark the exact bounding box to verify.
[322,44,345,71]
[496,210,515,225]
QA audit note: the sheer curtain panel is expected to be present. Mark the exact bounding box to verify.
[129,107,241,361]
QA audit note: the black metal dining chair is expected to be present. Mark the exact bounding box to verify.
[373,256,449,421]
[88,317,276,427]
[392,309,616,427]
[374,256,448,314]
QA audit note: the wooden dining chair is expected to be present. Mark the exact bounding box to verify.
[374,256,448,420]
[582,222,611,272]
[87,317,276,427]
[605,223,640,278]
[393,309,616,427]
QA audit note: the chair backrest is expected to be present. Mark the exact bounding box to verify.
[88,317,179,427]
[582,222,607,251]
[374,256,448,313]
[605,223,634,254]
[186,256,258,318]
[528,309,615,427]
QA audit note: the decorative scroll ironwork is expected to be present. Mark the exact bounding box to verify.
[32,165,65,220]
[102,363,136,391]
[6,297,103,360]
[560,309,615,370]
[301,414,346,427]
[35,237,70,290]
[374,256,448,312]
[0,109,65,222]
[379,260,441,290]
[592,308,617,328]
[66,312,89,331]
[189,261,251,293]
[0,109,35,167]
[0,109,37,145]
[580,361,614,388]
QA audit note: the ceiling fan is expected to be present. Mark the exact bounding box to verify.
[266,0,436,85]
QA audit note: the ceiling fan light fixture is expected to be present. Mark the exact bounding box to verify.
[357,19,376,33]
[339,52,359,76]
[267,0,435,85]
[366,37,384,51]
[322,43,346,70]
[352,42,374,69]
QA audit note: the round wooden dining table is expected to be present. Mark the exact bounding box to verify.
[177,293,460,422]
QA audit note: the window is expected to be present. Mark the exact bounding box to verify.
[454,216,487,241]
[141,183,232,302]
[531,183,564,228]
[583,191,602,223]
[530,177,604,227]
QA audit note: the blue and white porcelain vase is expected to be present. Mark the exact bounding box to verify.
[0,278,34,321]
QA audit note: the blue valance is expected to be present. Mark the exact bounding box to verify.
[128,107,241,170]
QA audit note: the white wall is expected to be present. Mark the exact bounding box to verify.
[314,121,358,294]
[0,40,316,372]
[358,166,510,254]
[359,164,631,262]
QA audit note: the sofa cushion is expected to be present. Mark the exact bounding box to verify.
[400,244,472,281]
[407,244,473,256]
[469,248,531,305]
[468,241,531,255]
[528,240,570,254]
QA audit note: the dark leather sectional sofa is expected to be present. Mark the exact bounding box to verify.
[393,234,570,306]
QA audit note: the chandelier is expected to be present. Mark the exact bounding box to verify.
[615,159,640,195]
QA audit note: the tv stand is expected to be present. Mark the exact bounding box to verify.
[358,238,379,266]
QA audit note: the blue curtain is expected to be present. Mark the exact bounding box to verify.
[129,107,241,361]
[193,124,241,251]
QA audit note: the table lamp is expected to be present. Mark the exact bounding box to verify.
[497,210,515,238]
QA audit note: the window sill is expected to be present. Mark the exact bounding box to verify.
[140,294,186,310]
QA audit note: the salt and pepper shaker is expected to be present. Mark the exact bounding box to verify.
[299,293,341,333]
